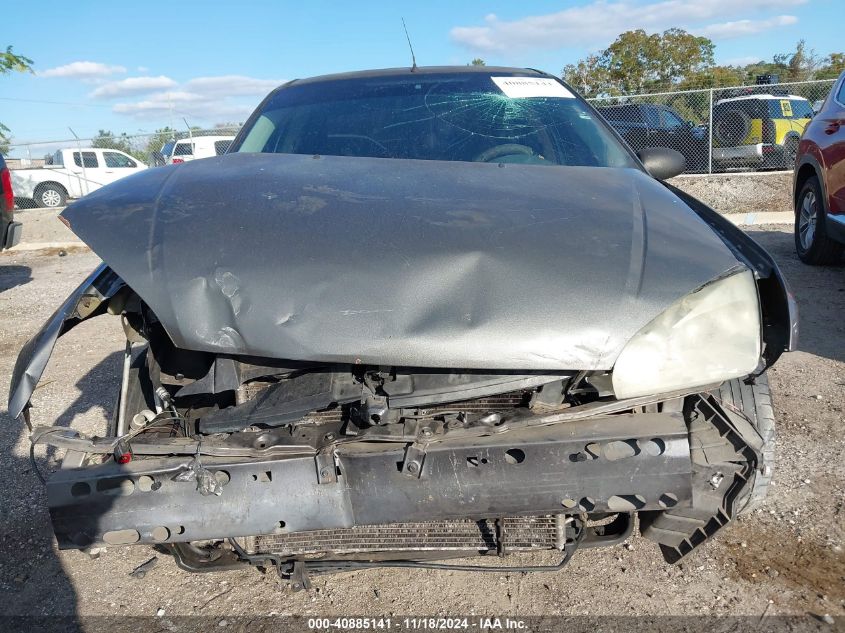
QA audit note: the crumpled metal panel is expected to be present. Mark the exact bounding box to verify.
[8,264,124,419]
[59,153,741,370]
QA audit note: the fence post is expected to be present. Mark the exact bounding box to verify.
[708,88,714,175]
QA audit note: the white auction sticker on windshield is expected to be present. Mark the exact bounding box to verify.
[491,76,574,98]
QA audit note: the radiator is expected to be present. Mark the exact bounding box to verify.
[242,515,565,557]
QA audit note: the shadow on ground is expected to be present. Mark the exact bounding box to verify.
[0,265,32,293]
[53,351,122,430]
[0,352,122,629]
[0,417,80,628]
[747,229,845,364]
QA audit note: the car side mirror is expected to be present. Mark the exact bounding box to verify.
[636,147,686,180]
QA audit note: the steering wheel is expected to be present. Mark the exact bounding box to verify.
[474,143,534,163]
[327,133,390,157]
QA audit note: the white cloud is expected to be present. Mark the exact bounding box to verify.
[39,61,127,79]
[450,0,807,52]
[113,91,204,113]
[114,95,254,121]
[185,75,282,98]
[112,75,284,122]
[90,75,178,99]
[698,15,798,39]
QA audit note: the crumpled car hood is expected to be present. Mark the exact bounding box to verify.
[61,152,742,370]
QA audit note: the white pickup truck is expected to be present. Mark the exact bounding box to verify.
[11,147,147,208]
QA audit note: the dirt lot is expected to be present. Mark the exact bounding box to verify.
[670,172,793,215]
[0,226,843,622]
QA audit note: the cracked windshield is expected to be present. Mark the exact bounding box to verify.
[236,72,635,168]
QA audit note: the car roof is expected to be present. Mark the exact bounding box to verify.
[285,65,546,88]
[174,135,236,143]
[598,103,671,110]
[716,94,808,104]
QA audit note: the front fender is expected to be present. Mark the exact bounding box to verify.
[666,184,799,367]
[795,152,827,206]
[8,264,125,420]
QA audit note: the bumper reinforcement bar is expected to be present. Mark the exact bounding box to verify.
[47,412,691,549]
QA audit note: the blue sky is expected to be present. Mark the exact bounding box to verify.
[2,0,838,153]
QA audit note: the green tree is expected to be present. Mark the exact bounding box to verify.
[91,129,133,154]
[817,52,845,80]
[1,46,34,155]
[680,65,746,90]
[600,29,663,93]
[469,58,486,66]
[1,45,33,74]
[211,122,242,137]
[737,41,823,83]
[656,28,715,86]
[562,29,715,96]
[562,55,608,98]
[92,129,173,164]
[783,40,821,81]
[140,127,177,164]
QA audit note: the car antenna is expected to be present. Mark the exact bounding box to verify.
[402,18,418,71]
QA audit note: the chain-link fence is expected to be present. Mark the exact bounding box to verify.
[6,126,242,170]
[587,78,835,174]
[7,127,244,207]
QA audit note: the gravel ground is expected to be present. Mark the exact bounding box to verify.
[670,172,793,214]
[0,226,843,622]
[9,207,81,245]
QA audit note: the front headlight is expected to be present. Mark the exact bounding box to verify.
[612,270,761,399]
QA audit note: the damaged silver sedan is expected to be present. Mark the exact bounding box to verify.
[9,67,797,587]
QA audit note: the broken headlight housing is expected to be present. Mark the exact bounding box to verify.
[612,270,761,399]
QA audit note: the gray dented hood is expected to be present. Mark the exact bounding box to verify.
[60,153,741,370]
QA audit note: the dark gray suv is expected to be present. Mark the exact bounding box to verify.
[597,103,708,172]
[10,67,796,586]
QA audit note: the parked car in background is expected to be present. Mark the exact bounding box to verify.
[713,92,814,170]
[11,66,796,586]
[1,155,22,249]
[597,103,707,171]
[793,70,845,264]
[150,135,236,166]
[10,148,146,208]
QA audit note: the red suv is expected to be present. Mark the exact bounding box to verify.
[793,70,845,264]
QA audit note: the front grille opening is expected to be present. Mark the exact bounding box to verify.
[403,390,532,416]
[242,515,564,557]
